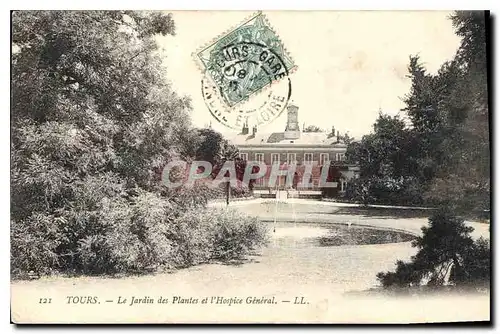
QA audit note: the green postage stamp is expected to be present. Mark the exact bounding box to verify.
[196,12,296,107]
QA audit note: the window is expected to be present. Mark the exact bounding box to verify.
[255,153,264,163]
[271,153,280,165]
[335,153,341,161]
[339,153,345,161]
[304,153,313,164]
[320,153,329,166]
[239,153,248,161]
[287,153,296,164]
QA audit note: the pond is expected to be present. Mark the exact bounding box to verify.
[232,200,418,247]
[270,222,416,248]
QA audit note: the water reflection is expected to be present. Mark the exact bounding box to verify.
[271,222,415,248]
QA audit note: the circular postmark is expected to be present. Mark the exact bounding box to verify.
[201,42,292,130]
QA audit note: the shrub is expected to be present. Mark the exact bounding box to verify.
[209,208,269,261]
[377,207,490,291]
[11,213,61,277]
[172,208,269,265]
[11,191,269,277]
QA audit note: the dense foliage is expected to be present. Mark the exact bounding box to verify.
[377,208,490,290]
[11,11,267,277]
[345,11,489,213]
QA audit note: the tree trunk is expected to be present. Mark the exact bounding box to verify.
[226,181,230,206]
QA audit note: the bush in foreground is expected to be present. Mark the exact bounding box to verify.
[11,193,269,278]
[173,208,269,265]
[376,208,490,292]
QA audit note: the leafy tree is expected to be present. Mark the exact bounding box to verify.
[179,127,226,165]
[11,10,190,205]
[345,11,489,212]
[11,10,195,275]
[345,114,424,205]
[180,127,256,202]
[426,11,489,213]
[451,11,488,105]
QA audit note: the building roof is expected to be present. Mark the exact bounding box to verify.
[229,131,347,147]
[229,104,349,148]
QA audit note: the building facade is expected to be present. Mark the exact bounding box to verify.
[229,104,359,195]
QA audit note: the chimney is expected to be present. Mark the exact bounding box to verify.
[242,121,249,135]
[332,126,335,136]
[252,125,257,136]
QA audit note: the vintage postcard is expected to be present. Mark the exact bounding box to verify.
[10,10,490,324]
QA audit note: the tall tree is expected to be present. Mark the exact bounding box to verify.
[346,11,490,211]
[345,113,423,205]
[425,11,489,212]
[11,11,192,274]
